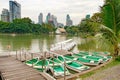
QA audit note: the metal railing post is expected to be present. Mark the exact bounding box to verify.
[31,53,34,67]
[64,58,66,80]
[25,52,27,61]
[53,54,54,77]
[20,50,22,61]
[16,50,17,60]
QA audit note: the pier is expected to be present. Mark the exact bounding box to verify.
[0,50,112,80]
[0,56,54,80]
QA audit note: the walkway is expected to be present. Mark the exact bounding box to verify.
[0,56,54,80]
[83,64,120,80]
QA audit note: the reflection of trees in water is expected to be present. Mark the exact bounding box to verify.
[0,34,56,51]
[1,34,112,53]
[55,35,67,43]
[38,35,55,51]
[0,34,32,51]
[77,37,114,53]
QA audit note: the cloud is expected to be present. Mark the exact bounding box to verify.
[0,0,104,25]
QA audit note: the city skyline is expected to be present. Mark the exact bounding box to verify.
[0,0,104,25]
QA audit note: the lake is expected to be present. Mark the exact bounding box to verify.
[0,34,114,55]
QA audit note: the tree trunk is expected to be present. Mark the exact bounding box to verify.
[114,44,119,58]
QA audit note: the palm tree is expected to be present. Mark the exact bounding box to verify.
[101,0,120,35]
[80,0,120,57]
[80,20,118,57]
[91,13,102,23]
[101,0,120,57]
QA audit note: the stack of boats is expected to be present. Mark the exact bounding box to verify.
[25,51,112,78]
[50,39,76,51]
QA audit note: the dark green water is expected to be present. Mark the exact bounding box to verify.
[0,34,114,55]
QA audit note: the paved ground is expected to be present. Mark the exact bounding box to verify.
[83,64,120,80]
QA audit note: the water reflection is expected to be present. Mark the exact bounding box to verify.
[77,37,114,53]
[0,34,32,51]
[0,34,114,54]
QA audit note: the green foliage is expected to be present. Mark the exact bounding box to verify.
[101,0,120,36]
[102,4,114,30]
[0,18,55,34]
[116,56,120,61]
[99,25,118,45]
[79,0,120,57]
[79,19,99,36]
[100,0,120,57]
[91,13,102,23]
[65,26,79,35]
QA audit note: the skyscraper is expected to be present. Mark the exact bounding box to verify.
[51,15,58,27]
[9,0,21,22]
[86,14,90,19]
[46,13,51,23]
[38,13,43,25]
[53,16,58,27]
[66,14,73,26]
[46,13,58,27]
[1,8,9,22]
[66,14,70,22]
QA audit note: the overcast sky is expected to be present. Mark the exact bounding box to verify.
[0,0,104,25]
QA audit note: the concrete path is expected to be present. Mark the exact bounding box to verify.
[83,64,120,80]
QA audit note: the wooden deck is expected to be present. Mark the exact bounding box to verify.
[0,56,55,80]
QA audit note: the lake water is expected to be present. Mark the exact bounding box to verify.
[0,34,114,55]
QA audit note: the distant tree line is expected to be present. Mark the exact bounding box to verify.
[65,26,79,35]
[0,17,81,35]
[0,17,55,34]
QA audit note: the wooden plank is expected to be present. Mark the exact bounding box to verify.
[0,66,29,72]
[0,64,26,70]
[8,75,46,80]
[2,67,31,73]
[4,73,41,80]
[26,76,46,80]
[3,72,39,79]
[2,68,35,75]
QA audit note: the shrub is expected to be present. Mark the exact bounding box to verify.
[115,56,120,61]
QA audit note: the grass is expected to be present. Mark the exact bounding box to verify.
[79,60,120,79]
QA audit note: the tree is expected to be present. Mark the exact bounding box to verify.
[79,19,97,36]
[91,13,102,23]
[80,0,120,57]
[12,18,32,33]
[65,26,79,35]
[101,0,120,57]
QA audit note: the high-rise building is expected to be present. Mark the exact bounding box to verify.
[66,14,73,26]
[66,14,70,22]
[86,14,90,19]
[38,13,43,25]
[53,17,58,27]
[51,15,58,27]
[9,0,21,22]
[46,13,58,27]
[1,8,9,22]
[46,13,51,23]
